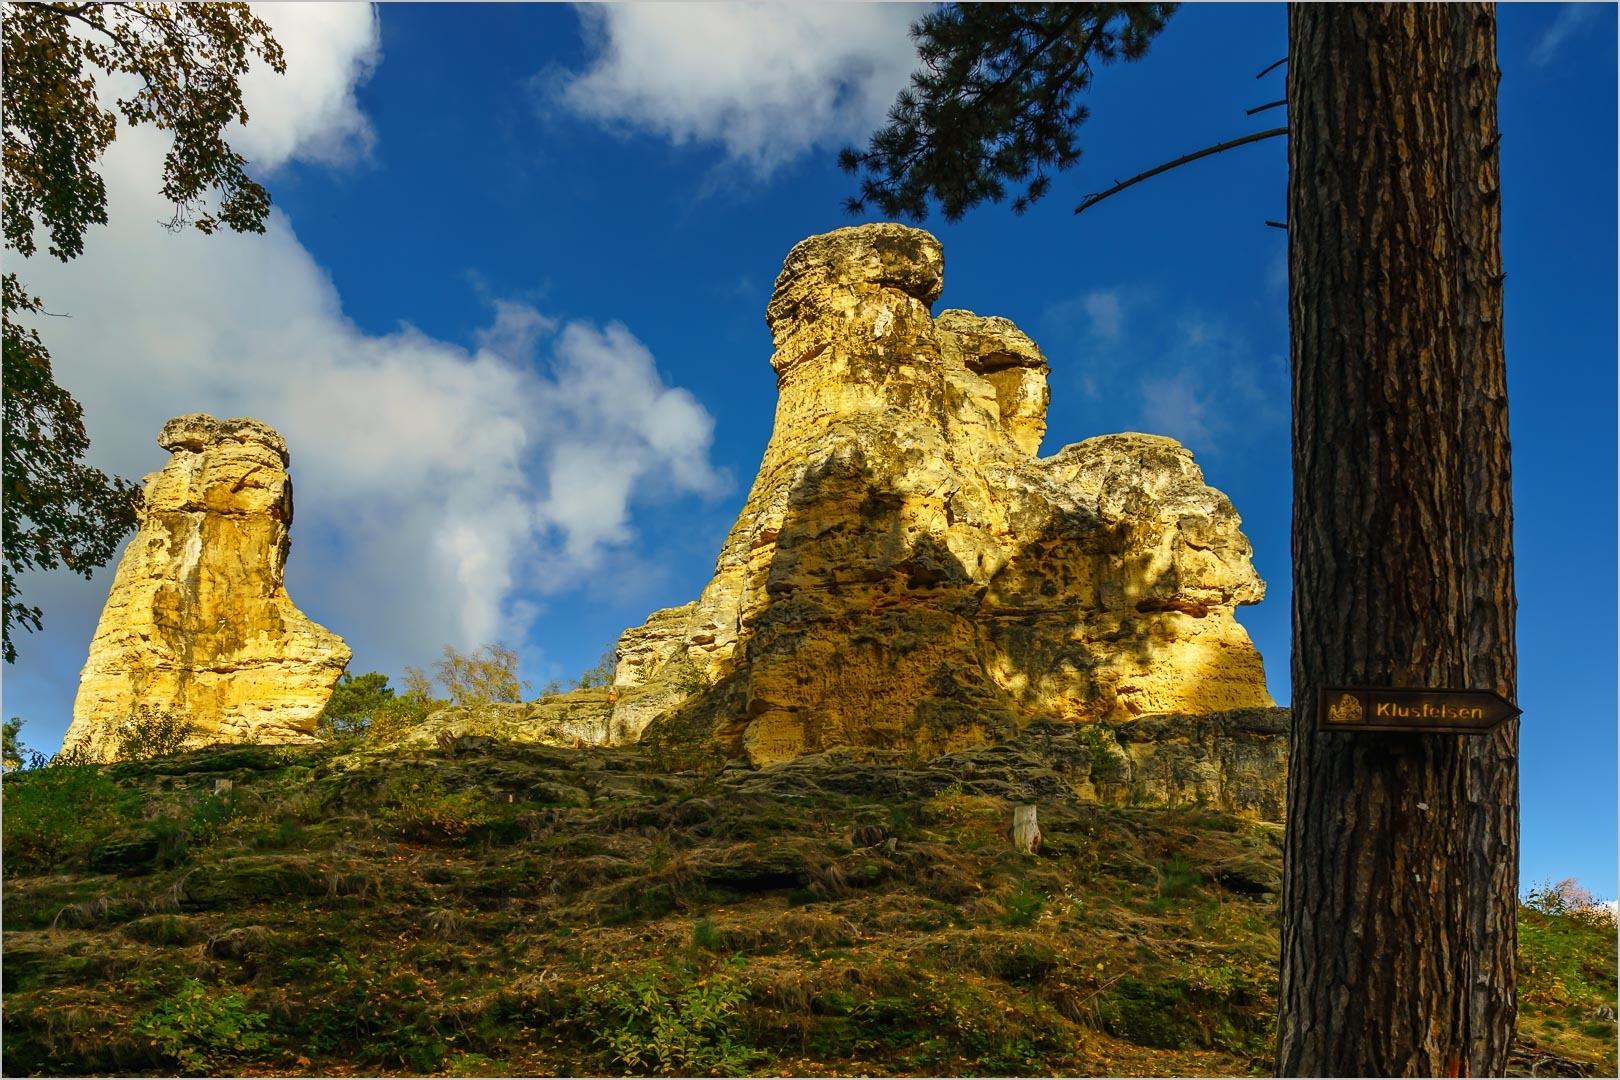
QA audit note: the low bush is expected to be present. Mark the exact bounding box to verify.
[1,763,130,875]
[133,977,269,1074]
[1158,855,1202,900]
[579,959,757,1076]
[379,774,490,843]
[112,705,197,760]
[1001,879,1045,927]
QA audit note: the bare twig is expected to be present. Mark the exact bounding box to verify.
[1265,220,1288,230]
[1246,98,1287,116]
[1074,127,1289,216]
[1256,56,1288,79]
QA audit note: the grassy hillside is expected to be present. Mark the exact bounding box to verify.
[2,733,1614,1077]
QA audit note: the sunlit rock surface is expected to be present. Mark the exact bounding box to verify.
[65,415,350,758]
[610,224,1274,774]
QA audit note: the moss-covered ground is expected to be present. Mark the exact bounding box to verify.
[2,738,1613,1077]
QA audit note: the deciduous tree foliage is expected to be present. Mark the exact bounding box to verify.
[839,2,1176,222]
[1,1,284,662]
[852,3,1518,1074]
[410,643,532,707]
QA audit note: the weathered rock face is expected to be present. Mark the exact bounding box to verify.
[65,415,350,758]
[398,691,616,750]
[725,708,1291,823]
[612,223,1274,775]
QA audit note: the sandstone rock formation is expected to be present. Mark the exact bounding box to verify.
[726,708,1290,823]
[397,690,615,751]
[65,415,350,758]
[611,223,1274,770]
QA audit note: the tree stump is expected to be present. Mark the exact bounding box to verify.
[1010,804,1041,855]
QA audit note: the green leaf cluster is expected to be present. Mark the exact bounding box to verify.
[133,977,269,1074]
[110,704,197,760]
[584,959,758,1076]
[1,757,129,874]
[841,2,1176,222]
[2,1,284,662]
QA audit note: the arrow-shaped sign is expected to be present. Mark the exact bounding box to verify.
[1317,687,1522,734]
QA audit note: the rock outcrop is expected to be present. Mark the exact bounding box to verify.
[610,223,1275,774]
[396,690,615,750]
[65,415,350,758]
[725,708,1290,823]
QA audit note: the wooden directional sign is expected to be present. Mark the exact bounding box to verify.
[1317,687,1521,734]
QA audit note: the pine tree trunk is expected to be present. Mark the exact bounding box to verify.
[1277,5,1517,1077]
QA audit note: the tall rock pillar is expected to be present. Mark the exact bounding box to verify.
[65,414,349,758]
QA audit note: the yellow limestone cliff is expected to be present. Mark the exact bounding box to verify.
[65,415,350,758]
[610,223,1274,767]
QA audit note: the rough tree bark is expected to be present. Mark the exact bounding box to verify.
[1277,5,1517,1077]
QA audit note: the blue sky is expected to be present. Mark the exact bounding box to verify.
[6,4,1615,898]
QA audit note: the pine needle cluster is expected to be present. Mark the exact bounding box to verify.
[840,3,1177,222]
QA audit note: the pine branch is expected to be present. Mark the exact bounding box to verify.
[1073,126,1288,216]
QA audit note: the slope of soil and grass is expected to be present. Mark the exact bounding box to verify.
[2,732,1614,1077]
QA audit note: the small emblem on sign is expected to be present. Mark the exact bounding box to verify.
[1327,693,1363,723]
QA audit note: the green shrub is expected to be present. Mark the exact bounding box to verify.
[112,705,197,760]
[692,916,724,951]
[671,665,712,696]
[316,671,398,738]
[1,762,129,874]
[1520,889,1619,1012]
[1158,856,1202,900]
[380,774,489,843]
[306,954,452,1071]
[995,940,1059,985]
[133,977,269,1074]
[1099,977,1201,1049]
[317,672,441,744]
[1523,877,1614,920]
[582,959,757,1076]
[1001,879,1046,927]
[850,975,1071,1072]
[1078,721,1125,776]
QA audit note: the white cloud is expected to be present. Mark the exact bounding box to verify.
[232,3,382,168]
[8,16,724,748]
[1045,286,1132,343]
[556,2,927,173]
[18,138,724,660]
[1529,4,1600,68]
[1083,290,1123,339]
[1037,286,1286,458]
[1138,370,1214,447]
